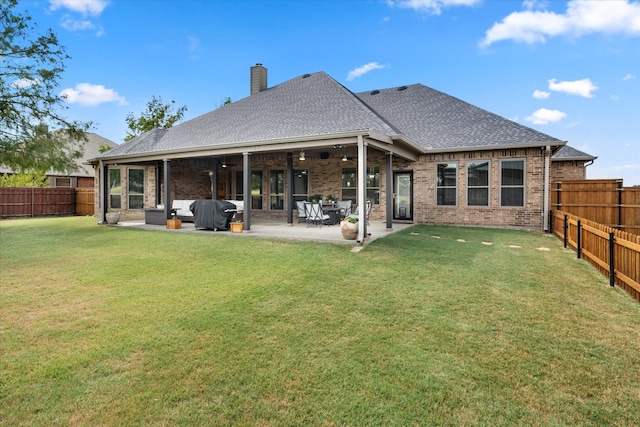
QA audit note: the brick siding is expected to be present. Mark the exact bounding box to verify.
[96,147,586,229]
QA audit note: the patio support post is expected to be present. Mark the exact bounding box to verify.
[243,152,251,230]
[155,162,162,207]
[385,153,393,230]
[357,135,367,244]
[163,159,171,220]
[98,159,107,224]
[286,152,293,224]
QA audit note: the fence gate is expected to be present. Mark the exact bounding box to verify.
[75,188,95,216]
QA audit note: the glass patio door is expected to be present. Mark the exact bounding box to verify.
[393,172,413,220]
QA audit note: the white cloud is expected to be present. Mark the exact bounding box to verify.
[60,83,126,106]
[387,0,480,15]
[548,78,598,98]
[480,0,640,47]
[346,62,387,81]
[623,73,637,80]
[525,108,566,125]
[49,0,109,16]
[61,16,95,31]
[533,89,550,99]
[11,78,39,89]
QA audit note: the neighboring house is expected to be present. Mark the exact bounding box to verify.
[94,64,595,240]
[1,132,118,188]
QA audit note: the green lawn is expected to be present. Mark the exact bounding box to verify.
[1,217,639,426]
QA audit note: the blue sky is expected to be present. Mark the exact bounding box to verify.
[22,0,640,185]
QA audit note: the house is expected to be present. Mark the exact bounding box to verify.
[94,64,595,241]
[1,132,118,188]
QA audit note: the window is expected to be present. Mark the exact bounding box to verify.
[467,161,489,206]
[341,166,380,204]
[54,177,71,187]
[251,170,263,210]
[366,166,380,205]
[501,160,525,207]
[436,162,457,206]
[293,169,308,202]
[235,170,264,209]
[269,170,284,210]
[341,168,356,203]
[109,168,121,209]
[235,171,243,201]
[127,168,144,209]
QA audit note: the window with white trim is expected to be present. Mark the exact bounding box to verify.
[467,161,489,206]
[127,168,144,209]
[109,168,121,209]
[436,162,457,206]
[500,160,525,207]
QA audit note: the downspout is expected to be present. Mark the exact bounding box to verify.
[357,135,366,244]
[543,146,551,232]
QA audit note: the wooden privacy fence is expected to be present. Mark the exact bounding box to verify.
[0,187,95,218]
[551,210,640,303]
[552,179,640,235]
[75,188,95,216]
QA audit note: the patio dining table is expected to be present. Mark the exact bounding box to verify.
[323,206,342,225]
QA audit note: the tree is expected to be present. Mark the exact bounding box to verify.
[0,0,91,173]
[124,96,187,141]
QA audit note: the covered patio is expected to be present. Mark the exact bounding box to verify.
[112,218,415,246]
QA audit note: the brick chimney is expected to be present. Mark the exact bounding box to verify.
[250,63,267,95]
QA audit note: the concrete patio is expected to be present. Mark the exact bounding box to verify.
[114,218,415,246]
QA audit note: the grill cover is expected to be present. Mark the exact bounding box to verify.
[190,200,237,230]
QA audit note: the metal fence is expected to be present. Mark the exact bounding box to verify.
[551,210,640,303]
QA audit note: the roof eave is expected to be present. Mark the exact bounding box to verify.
[422,140,566,154]
[93,130,390,163]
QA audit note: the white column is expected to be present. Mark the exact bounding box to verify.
[357,135,367,243]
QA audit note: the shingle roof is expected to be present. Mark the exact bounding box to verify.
[355,84,562,151]
[551,145,597,161]
[104,72,396,158]
[102,71,567,159]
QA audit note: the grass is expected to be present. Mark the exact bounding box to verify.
[1,216,639,426]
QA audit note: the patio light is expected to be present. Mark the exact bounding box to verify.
[342,154,348,162]
[299,150,305,161]
[221,161,227,168]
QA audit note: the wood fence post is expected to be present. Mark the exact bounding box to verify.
[609,231,615,287]
[577,219,582,259]
[563,214,568,248]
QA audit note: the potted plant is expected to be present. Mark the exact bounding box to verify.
[166,214,182,229]
[105,210,120,225]
[340,215,359,240]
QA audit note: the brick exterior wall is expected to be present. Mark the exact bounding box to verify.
[551,161,587,181]
[96,148,587,229]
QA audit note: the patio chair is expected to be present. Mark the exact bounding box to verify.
[304,202,330,228]
[336,200,352,220]
[347,200,372,225]
[296,200,307,223]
